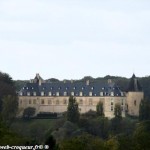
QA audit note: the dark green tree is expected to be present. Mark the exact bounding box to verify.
[139,98,150,121]
[23,107,35,119]
[1,95,18,125]
[0,72,16,112]
[96,101,104,117]
[67,96,79,123]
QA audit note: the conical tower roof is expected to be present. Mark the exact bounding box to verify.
[127,74,142,92]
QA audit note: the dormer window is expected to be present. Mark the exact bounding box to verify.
[71,92,74,96]
[91,87,94,90]
[121,92,124,96]
[27,92,30,96]
[102,87,104,90]
[41,91,44,96]
[64,92,67,96]
[58,87,61,90]
[100,92,103,96]
[89,92,92,96]
[82,87,84,90]
[79,92,83,96]
[56,92,59,96]
[27,87,29,90]
[19,92,23,96]
[33,92,36,96]
[111,92,114,96]
[73,87,76,90]
[66,87,68,90]
[49,92,52,96]
[32,87,34,90]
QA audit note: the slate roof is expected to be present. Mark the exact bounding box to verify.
[127,74,142,92]
[19,77,125,97]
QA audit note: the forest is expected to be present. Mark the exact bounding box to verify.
[0,71,150,149]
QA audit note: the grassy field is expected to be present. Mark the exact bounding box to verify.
[10,118,65,143]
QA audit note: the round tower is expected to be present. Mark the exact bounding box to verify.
[126,74,144,116]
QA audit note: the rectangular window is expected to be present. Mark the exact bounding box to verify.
[63,99,67,105]
[56,92,59,96]
[20,92,23,96]
[79,92,83,96]
[64,92,67,96]
[41,99,44,104]
[100,92,103,96]
[111,92,114,96]
[27,92,30,96]
[56,99,59,105]
[71,92,74,96]
[89,99,93,105]
[49,92,52,96]
[33,92,36,96]
[29,99,31,104]
[41,91,44,96]
[79,99,83,105]
[33,99,36,104]
[111,106,113,111]
[48,99,52,105]
[89,92,92,96]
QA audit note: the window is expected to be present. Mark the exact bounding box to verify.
[100,92,103,96]
[121,92,124,96]
[33,99,36,104]
[89,99,93,105]
[56,99,59,105]
[91,87,94,90]
[64,92,67,96]
[63,99,67,105]
[56,92,59,96]
[79,99,83,105]
[89,92,92,96]
[71,92,74,96]
[41,91,44,96]
[29,99,31,104]
[111,92,114,96]
[111,102,113,105]
[111,106,113,111]
[27,92,30,96]
[122,99,124,105]
[49,92,52,96]
[134,100,136,106]
[79,92,83,96]
[20,92,23,96]
[48,99,52,105]
[41,99,44,104]
[33,92,36,96]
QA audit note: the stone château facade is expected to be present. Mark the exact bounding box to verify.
[18,74,144,118]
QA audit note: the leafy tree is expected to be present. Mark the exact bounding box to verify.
[67,96,79,123]
[133,121,150,150]
[114,103,122,119]
[96,101,104,117]
[23,107,35,119]
[1,95,18,125]
[0,72,16,112]
[139,98,150,121]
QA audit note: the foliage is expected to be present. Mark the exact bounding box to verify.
[133,121,150,150]
[1,95,18,125]
[139,98,150,121]
[96,101,104,117]
[66,96,79,123]
[23,107,35,119]
[45,135,57,150]
[0,72,17,113]
[59,134,105,150]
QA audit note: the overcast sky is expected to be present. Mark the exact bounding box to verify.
[0,0,150,80]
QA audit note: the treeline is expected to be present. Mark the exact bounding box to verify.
[14,75,150,99]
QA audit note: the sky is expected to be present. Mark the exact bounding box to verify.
[0,0,150,80]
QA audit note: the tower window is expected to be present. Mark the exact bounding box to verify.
[134,100,136,106]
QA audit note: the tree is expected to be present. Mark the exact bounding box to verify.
[0,72,16,112]
[114,103,122,119]
[66,96,79,123]
[139,98,150,121]
[1,95,18,125]
[23,107,35,119]
[96,101,104,117]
